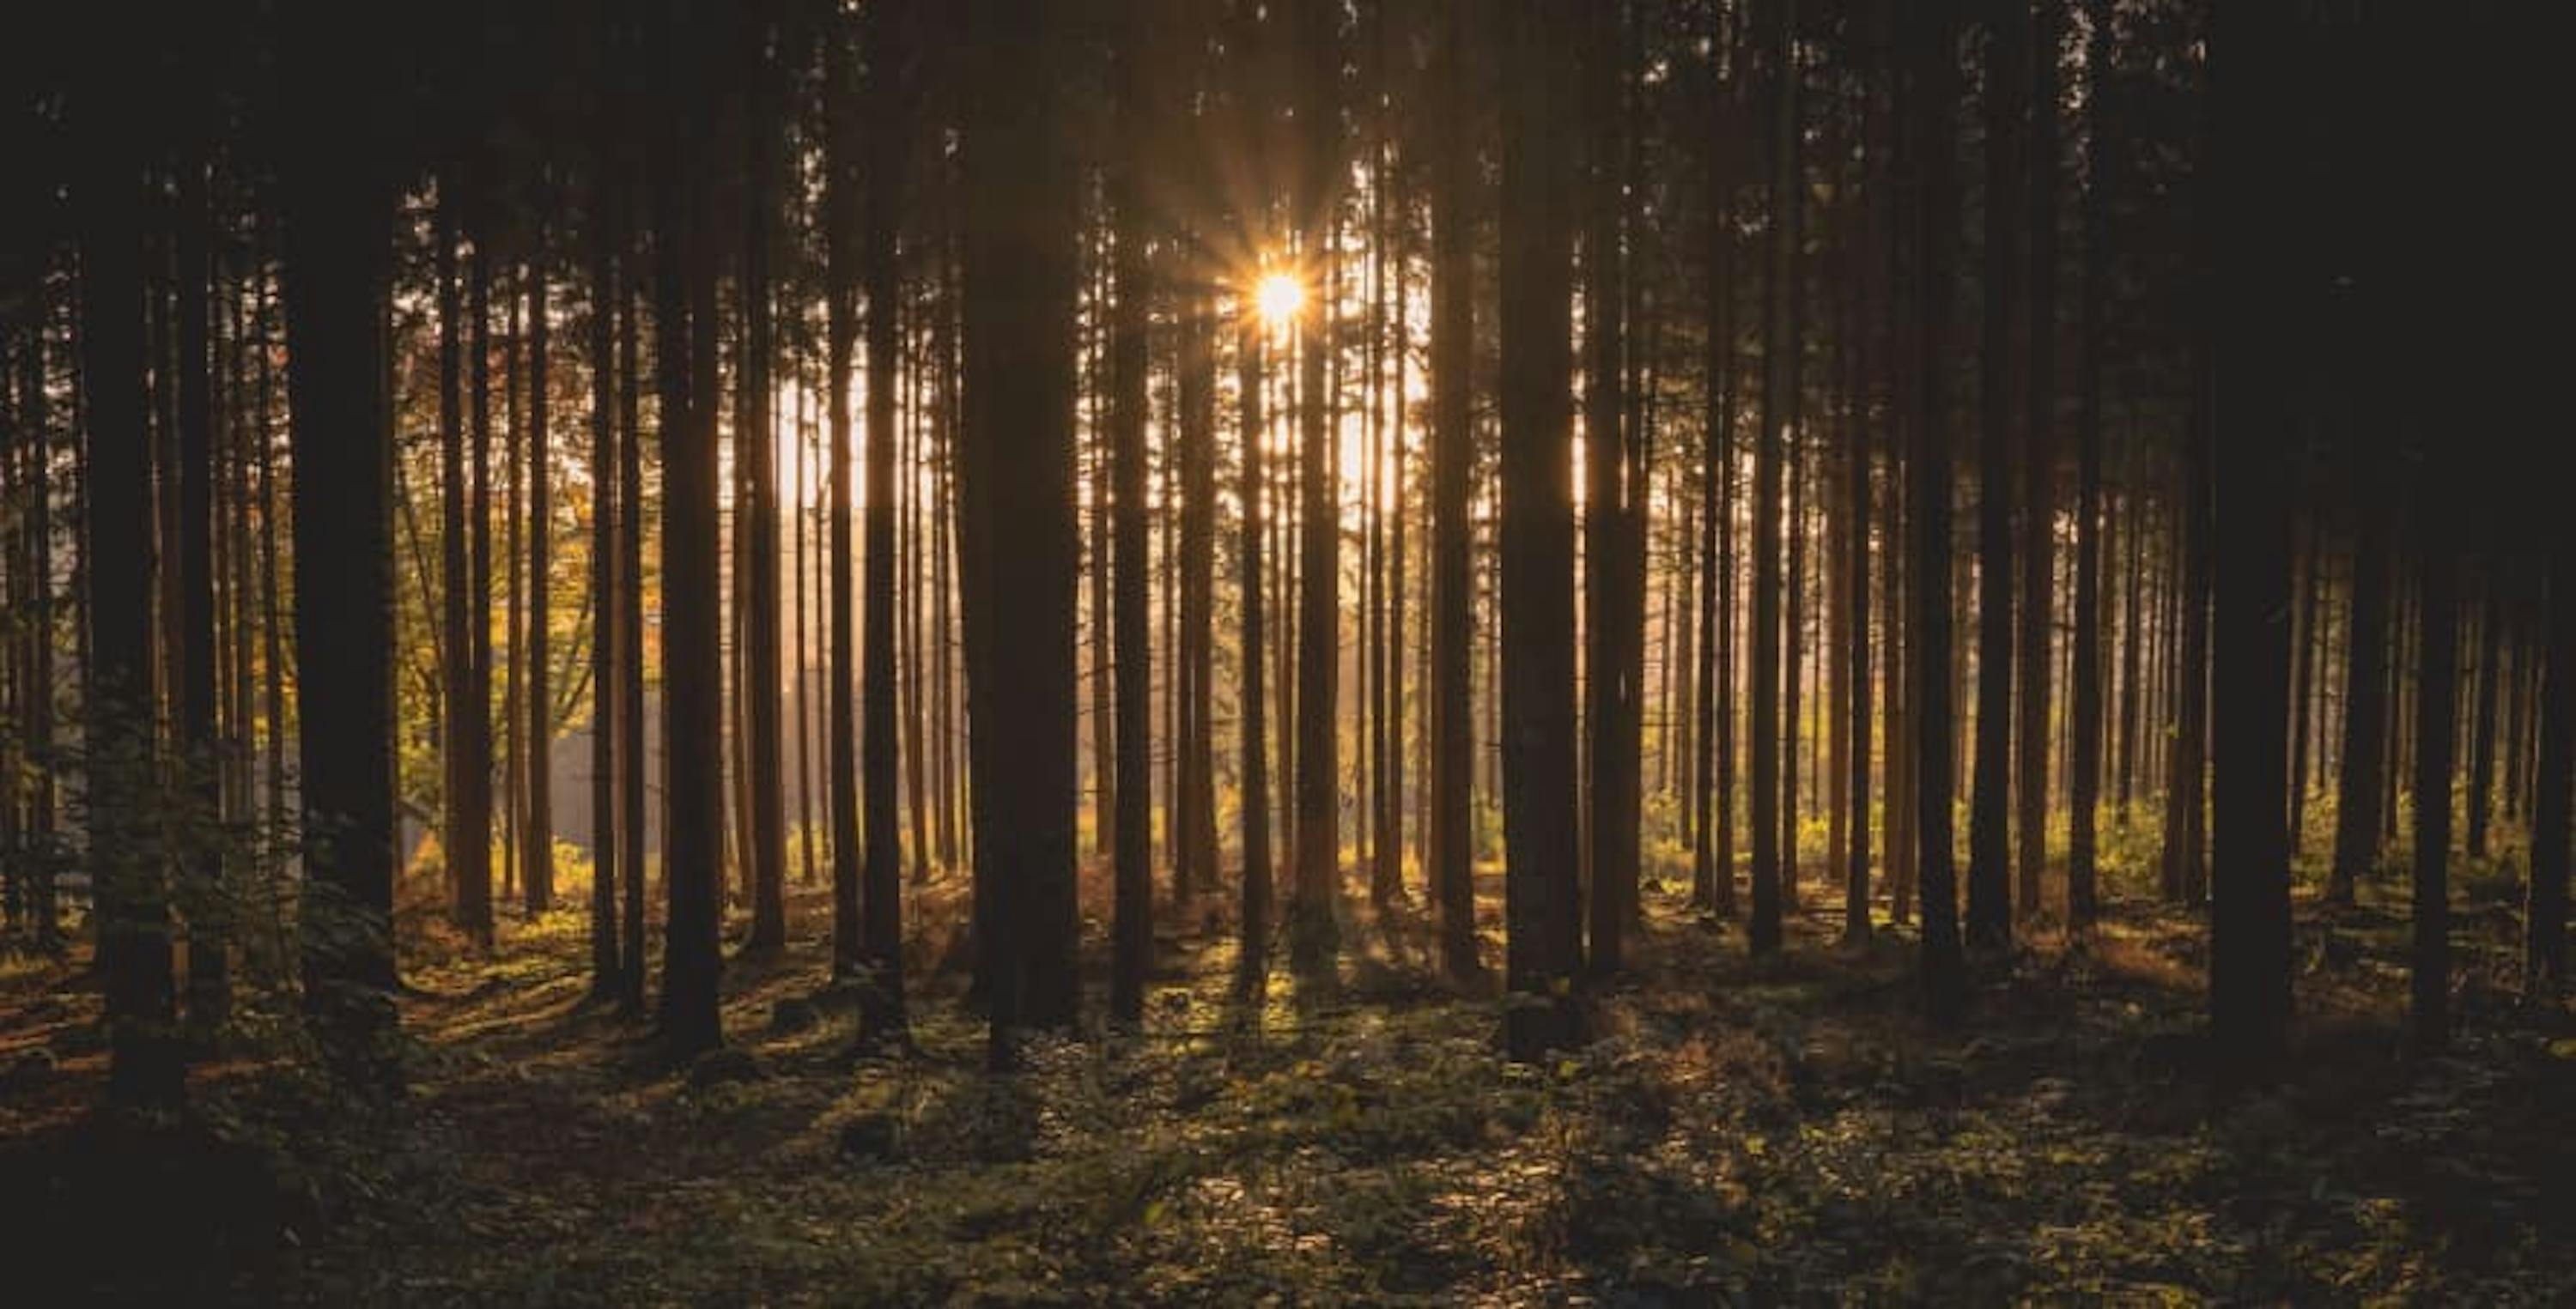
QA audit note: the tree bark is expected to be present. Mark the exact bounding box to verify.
[1499,0,1585,1058]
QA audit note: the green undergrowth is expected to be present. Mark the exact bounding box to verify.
[7,866,2576,1305]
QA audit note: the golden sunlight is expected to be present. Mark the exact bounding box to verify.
[1255,270,1306,331]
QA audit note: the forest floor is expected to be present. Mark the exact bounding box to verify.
[8,852,2576,1306]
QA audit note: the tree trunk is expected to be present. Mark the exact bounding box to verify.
[1968,0,2026,954]
[1499,0,1585,1058]
[1289,0,1345,983]
[1108,0,1156,1027]
[1909,0,1968,1025]
[858,0,912,1046]
[78,98,185,1109]
[1748,0,1798,958]
[2468,576,2503,858]
[176,142,229,1028]
[2208,0,2299,1082]
[1429,0,1480,985]
[586,172,621,995]
[279,3,400,1086]
[523,236,556,917]
[2016,0,2061,923]
[2065,0,2110,932]
[651,0,726,1058]
[2411,506,2458,1054]
[1583,0,1639,977]
[738,15,787,955]
[962,0,1080,1062]
[2528,534,2573,991]
[824,21,865,979]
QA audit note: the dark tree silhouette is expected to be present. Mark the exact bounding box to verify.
[1498,0,1584,1058]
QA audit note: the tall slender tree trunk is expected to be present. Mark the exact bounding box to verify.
[1498,0,1584,1058]
[961,0,1080,1062]
[616,233,648,1015]
[854,0,911,1045]
[651,0,726,1058]
[79,92,185,1109]
[279,0,400,1085]
[1108,0,1156,1027]
[2161,358,2211,905]
[2016,0,2062,922]
[1969,0,2027,954]
[176,142,229,1028]
[2528,534,2573,991]
[1583,0,1639,977]
[2065,0,2111,932]
[1237,310,1276,1002]
[1289,0,1345,983]
[523,234,556,916]
[824,21,866,979]
[1428,0,1480,985]
[2411,502,2458,1054]
[586,177,622,995]
[737,16,787,954]
[1747,0,1799,958]
[2468,577,2503,858]
[1691,35,1732,913]
[2208,0,2299,1082]
[2328,472,2391,904]
[1910,0,1968,1024]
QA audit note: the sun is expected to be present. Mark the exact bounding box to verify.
[1255,271,1306,331]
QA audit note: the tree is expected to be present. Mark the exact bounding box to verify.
[1237,303,1276,1003]
[1583,0,1642,977]
[2327,470,2391,906]
[1909,0,1968,1025]
[437,189,495,953]
[521,228,555,917]
[177,137,228,1028]
[615,191,648,1017]
[1107,0,1156,1027]
[1747,0,1799,959]
[823,16,864,981]
[279,0,400,1088]
[856,0,912,1048]
[2411,497,2458,1055]
[1498,0,1584,1058]
[651,0,725,1059]
[961,0,1080,1060]
[1427,0,1480,987]
[738,7,787,958]
[2064,0,2111,933]
[2207,0,2298,1082]
[586,161,621,997]
[1967,0,2026,955]
[1692,12,1736,918]
[76,65,185,1111]
[2015,0,2061,924]
[1288,0,1344,984]
[2529,531,2572,991]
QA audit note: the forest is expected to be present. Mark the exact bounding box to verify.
[1,0,2567,1302]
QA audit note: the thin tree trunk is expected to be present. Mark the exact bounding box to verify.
[523,236,556,916]
[1969,0,2027,954]
[1748,0,1798,957]
[1583,0,1639,976]
[1910,0,1968,1024]
[1429,0,1480,984]
[2016,0,2062,922]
